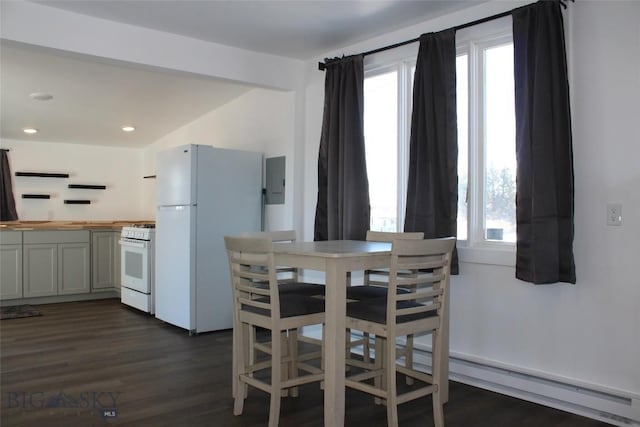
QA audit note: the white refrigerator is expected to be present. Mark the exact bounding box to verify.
[154,144,262,334]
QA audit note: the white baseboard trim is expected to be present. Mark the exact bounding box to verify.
[409,343,640,426]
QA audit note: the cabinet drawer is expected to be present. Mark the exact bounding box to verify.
[0,231,23,245]
[24,230,90,244]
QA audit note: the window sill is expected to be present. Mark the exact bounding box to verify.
[457,244,515,267]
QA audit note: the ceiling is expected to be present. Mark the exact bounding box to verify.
[1,0,481,148]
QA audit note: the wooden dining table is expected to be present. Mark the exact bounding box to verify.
[272,239,450,427]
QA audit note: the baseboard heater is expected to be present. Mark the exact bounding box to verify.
[304,325,640,426]
[406,343,640,426]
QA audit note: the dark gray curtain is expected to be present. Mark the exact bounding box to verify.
[314,55,370,241]
[403,29,458,274]
[0,150,18,221]
[512,1,575,284]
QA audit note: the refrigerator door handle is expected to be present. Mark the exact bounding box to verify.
[158,205,192,211]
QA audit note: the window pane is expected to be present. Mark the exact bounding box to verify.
[456,54,468,241]
[364,71,398,232]
[484,44,516,242]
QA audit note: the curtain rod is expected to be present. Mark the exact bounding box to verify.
[318,0,573,71]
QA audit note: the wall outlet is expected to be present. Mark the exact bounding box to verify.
[606,203,622,226]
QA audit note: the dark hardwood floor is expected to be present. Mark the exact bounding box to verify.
[1,299,611,426]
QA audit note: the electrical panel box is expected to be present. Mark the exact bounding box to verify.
[265,156,285,205]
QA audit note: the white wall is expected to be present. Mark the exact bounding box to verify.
[1,139,146,220]
[141,88,296,230]
[303,0,640,402]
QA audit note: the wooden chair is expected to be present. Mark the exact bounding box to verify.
[241,230,325,396]
[225,236,325,427]
[345,237,456,427]
[346,231,423,369]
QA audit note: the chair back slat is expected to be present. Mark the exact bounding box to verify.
[236,284,271,297]
[396,288,442,302]
[395,272,445,288]
[235,269,269,281]
[238,296,272,311]
[396,303,440,317]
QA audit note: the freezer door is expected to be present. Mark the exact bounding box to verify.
[156,144,197,206]
[155,205,196,331]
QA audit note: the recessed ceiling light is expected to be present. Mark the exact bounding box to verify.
[30,92,53,101]
[122,126,136,132]
[23,128,38,134]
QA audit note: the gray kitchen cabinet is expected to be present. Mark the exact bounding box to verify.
[23,243,58,297]
[92,231,121,291]
[58,242,91,295]
[23,230,91,297]
[0,231,23,300]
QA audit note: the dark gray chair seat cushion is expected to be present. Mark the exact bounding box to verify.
[243,294,325,318]
[278,282,326,296]
[346,297,436,324]
[346,285,409,300]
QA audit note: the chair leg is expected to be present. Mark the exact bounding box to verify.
[385,335,398,426]
[268,393,282,427]
[233,322,249,415]
[269,328,282,427]
[405,334,414,385]
[288,329,299,397]
[374,336,384,405]
[249,325,256,366]
[433,385,444,427]
[231,318,239,399]
[432,329,444,427]
[243,326,251,399]
[280,332,289,397]
[320,323,325,390]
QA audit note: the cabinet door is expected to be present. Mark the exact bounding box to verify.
[58,243,90,295]
[92,232,116,290]
[23,244,58,297]
[112,231,121,289]
[0,244,23,300]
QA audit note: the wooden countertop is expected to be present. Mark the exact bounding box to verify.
[0,220,154,231]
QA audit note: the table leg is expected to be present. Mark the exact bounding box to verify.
[324,258,347,427]
[440,285,450,403]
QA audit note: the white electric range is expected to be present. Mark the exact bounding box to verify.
[119,224,155,313]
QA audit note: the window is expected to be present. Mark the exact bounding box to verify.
[364,68,398,232]
[458,36,516,245]
[364,62,413,232]
[364,22,515,252]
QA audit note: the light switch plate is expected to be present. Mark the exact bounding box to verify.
[606,203,622,226]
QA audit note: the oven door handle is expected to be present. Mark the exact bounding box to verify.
[119,239,147,248]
